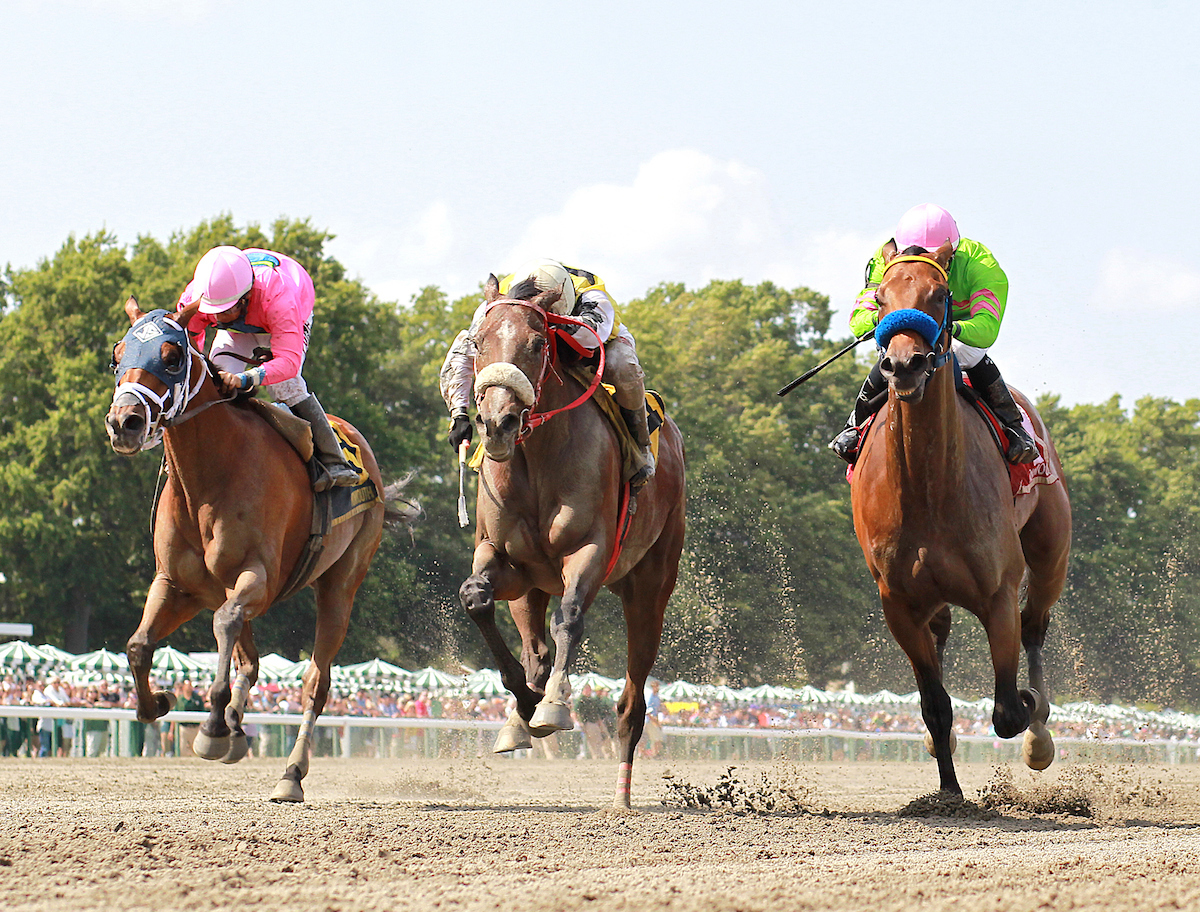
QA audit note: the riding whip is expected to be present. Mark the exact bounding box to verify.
[776,330,876,397]
[457,440,470,527]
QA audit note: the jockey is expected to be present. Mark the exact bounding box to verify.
[439,258,655,488]
[830,204,1039,466]
[177,245,359,490]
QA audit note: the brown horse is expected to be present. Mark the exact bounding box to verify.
[460,276,686,809]
[852,243,1072,797]
[105,298,415,802]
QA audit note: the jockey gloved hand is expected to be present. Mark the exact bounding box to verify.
[217,367,264,397]
[449,413,473,451]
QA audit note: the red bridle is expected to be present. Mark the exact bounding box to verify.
[476,298,607,442]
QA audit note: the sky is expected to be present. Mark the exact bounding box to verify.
[2,0,1197,407]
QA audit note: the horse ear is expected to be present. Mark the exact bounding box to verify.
[932,241,954,270]
[881,239,899,264]
[532,285,563,313]
[172,299,202,332]
[484,274,501,302]
[125,296,147,325]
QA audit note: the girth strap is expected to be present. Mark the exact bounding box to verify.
[274,461,333,604]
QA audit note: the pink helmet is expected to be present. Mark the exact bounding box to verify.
[192,246,253,314]
[894,203,960,252]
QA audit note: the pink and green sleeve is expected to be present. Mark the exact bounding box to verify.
[947,238,1008,350]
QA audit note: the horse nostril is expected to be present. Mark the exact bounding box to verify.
[121,413,145,435]
[499,413,520,436]
[879,355,895,375]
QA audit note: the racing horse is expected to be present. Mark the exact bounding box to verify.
[460,275,686,809]
[105,297,416,802]
[851,242,1072,797]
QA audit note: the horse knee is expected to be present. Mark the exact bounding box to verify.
[460,575,495,624]
[126,636,154,673]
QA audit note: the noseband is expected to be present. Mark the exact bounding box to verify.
[473,298,606,442]
[873,256,953,378]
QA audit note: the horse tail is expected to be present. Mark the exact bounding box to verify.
[381,472,422,531]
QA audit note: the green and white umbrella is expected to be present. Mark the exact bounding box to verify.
[256,653,299,684]
[461,668,505,697]
[659,679,703,700]
[570,671,623,693]
[150,645,208,682]
[36,643,76,668]
[410,666,460,691]
[0,640,55,671]
[342,658,413,684]
[69,648,130,674]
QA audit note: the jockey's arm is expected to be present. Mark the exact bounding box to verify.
[256,303,306,386]
[948,239,1008,350]
[570,288,616,350]
[848,248,888,337]
[439,302,488,416]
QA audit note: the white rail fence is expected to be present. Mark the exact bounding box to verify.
[3,705,1198,765]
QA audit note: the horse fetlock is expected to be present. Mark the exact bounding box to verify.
[1020,687,1050,725]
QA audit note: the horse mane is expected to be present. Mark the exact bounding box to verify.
[507,277,540,301]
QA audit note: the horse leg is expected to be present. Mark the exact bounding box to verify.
[922,605,958,758]
[461,542,541,735]
[1018,502,1070,770]
[609,530,679,810]
[272,548,368,803]
[126,574,202,723]
[489,591,554,752]
[194,566,268,761]
[980,581,1036,741]
[883,595,961,795]
[530,543,605,736]
[221,622,259,765]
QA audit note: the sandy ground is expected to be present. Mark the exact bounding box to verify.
[2,753,1200,912]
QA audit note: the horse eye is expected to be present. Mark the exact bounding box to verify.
[163,343,185,375]
[531,337,545,353]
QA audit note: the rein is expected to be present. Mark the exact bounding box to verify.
[475,298,606,442]
[114,344,236,450]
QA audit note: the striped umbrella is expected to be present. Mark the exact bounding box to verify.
[150,646,207,682]
[461,668,505,696]
[342,658,413,684]
[69,648,130,674]
[659,679,703,700]
[410,666,461,691]
[36,643,77,668]
[0,640,55,672]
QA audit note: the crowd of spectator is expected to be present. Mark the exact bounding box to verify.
[3,669,1197,759]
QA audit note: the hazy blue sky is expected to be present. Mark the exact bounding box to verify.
[2,1,1196,406]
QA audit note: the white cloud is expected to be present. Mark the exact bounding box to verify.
[1094,249,1200,313]
[502,149,879,319]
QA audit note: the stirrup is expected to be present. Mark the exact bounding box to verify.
[829,426,861,464]
[313,462,360,492]
[1004,427,1039,465]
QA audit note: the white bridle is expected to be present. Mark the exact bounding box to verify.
[111,344,207,451]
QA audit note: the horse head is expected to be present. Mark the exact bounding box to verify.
[873,241,955,404]
[105,297,204,454]
[472,274,563,461]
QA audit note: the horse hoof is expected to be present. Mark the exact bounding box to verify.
[221,733,249,764]
[1020,688,1050,725]
[529,701,574,735]
[192,731,230,761]
[155,691,177,717]
[492,725,533,753]
[1022,723,1055,771]
[923,730,958,757]
[270,779,305,803]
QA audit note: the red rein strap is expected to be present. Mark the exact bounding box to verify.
[523,310,606,434]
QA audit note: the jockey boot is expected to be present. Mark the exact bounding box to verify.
[292,394,361,491]
[829,361,887,464]
[620,404,656,492]
[965,356,1039,465]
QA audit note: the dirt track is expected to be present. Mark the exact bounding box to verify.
[2,754,1200,911]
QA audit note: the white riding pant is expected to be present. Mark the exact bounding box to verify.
[951,338,987,370]
[209,317,312,407]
